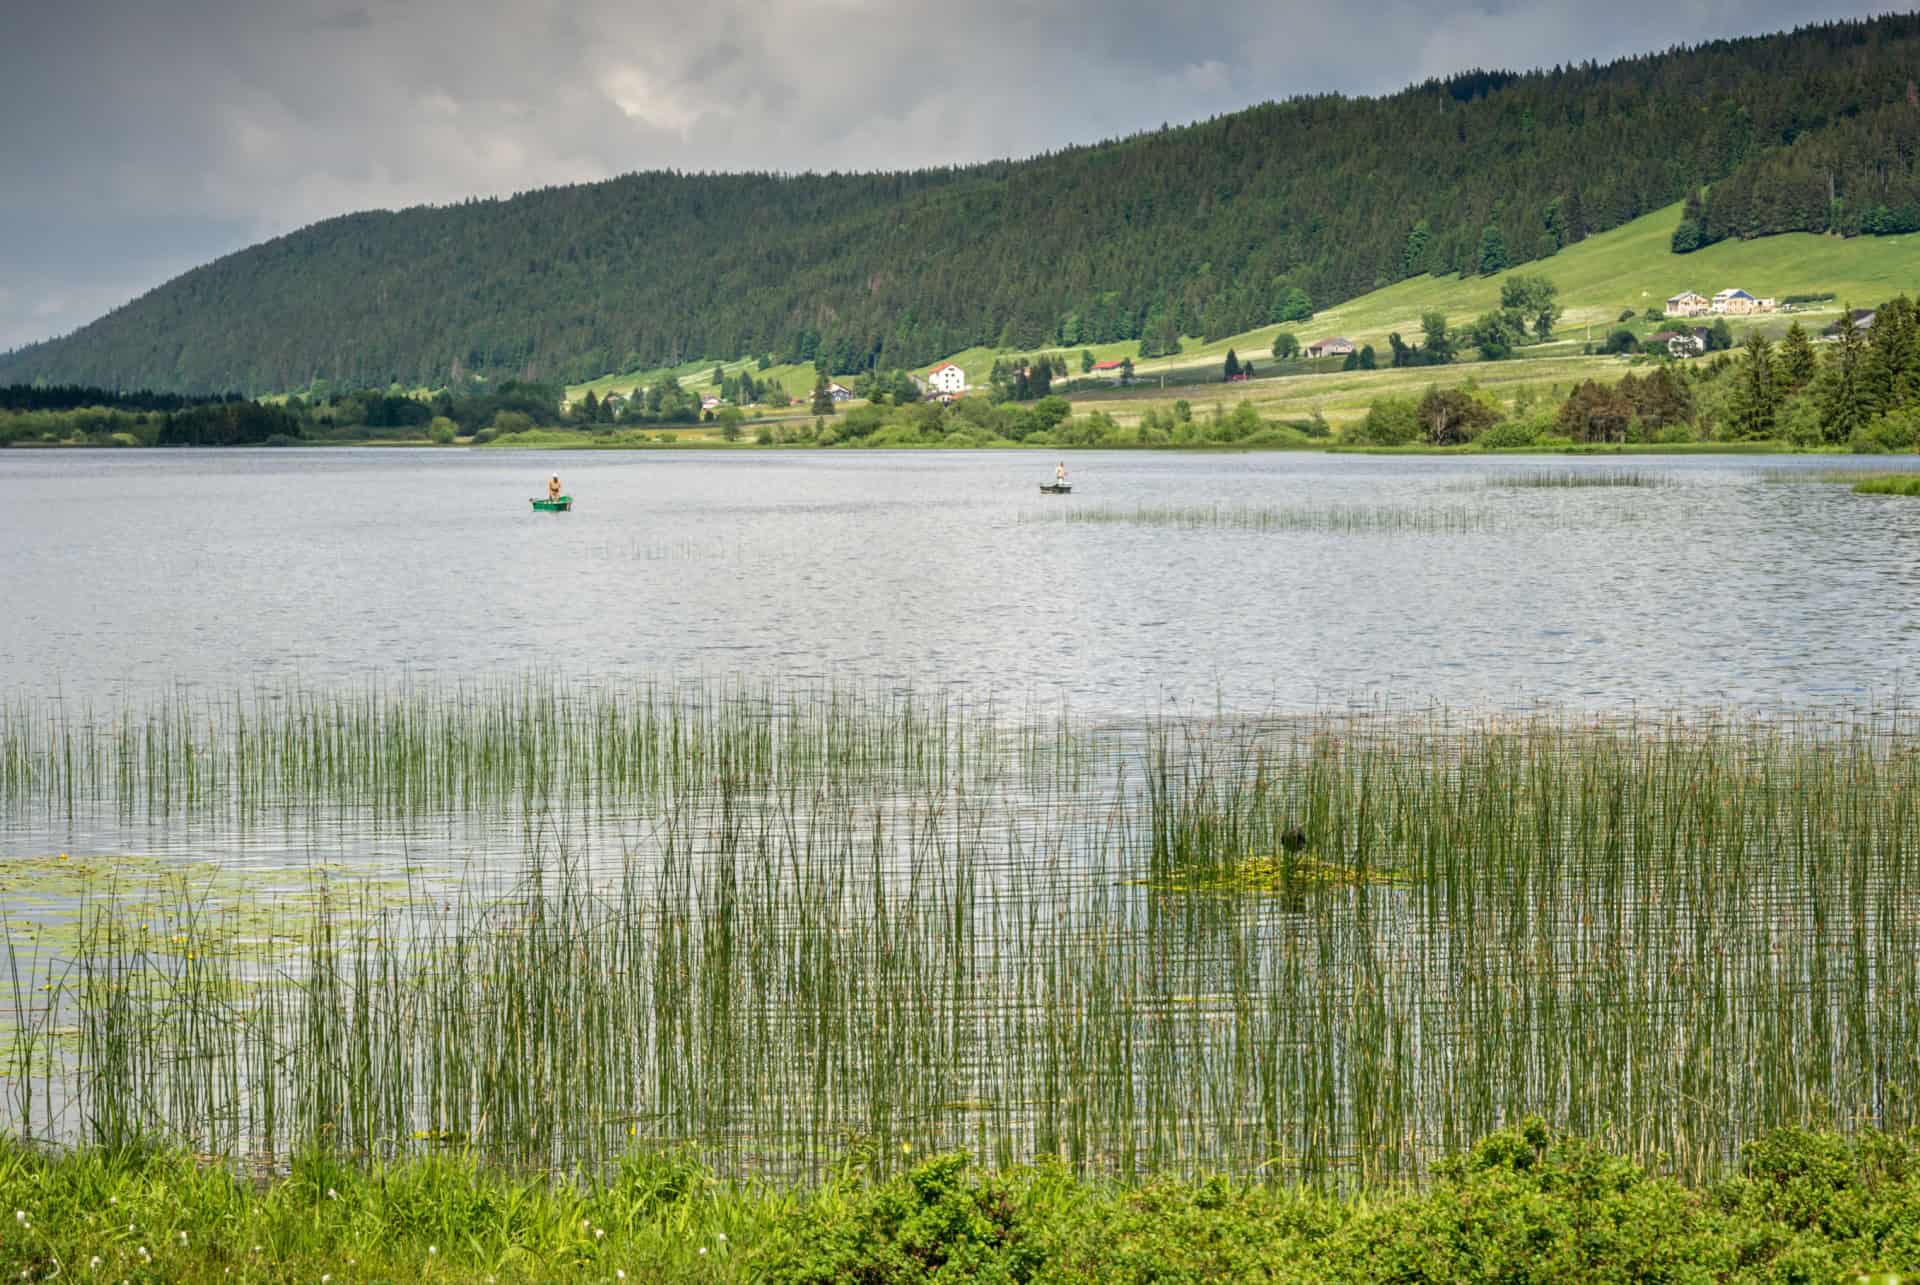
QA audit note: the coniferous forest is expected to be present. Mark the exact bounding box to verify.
[3,15,1918,396]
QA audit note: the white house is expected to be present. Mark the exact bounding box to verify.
[927,361,966,396]
[1666,291,1710,317]
[828,382,854,402]
[700,396,722,412]
[1304,337,1355,359]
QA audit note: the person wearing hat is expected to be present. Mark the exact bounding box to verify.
[547,474,563,502]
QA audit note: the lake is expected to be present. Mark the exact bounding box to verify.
[2,448,1917,713]
[5,447,1920,1184]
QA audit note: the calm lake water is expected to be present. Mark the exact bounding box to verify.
[2,448,1916,713]
[6,447,1920,1180]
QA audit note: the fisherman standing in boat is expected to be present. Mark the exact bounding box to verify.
[1055,461,1067,486]
[547,474,563,502]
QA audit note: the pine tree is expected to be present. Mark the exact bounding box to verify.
[1477,225,1510,275]
[1223,349,1241,380]
[1726,333,1778,439]
[810,370,835,416]
[1777,321,1816,391]
[1819,310,1873,443]
[1864,296,1916,413]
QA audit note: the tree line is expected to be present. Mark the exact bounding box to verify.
[1346,295,1920,450]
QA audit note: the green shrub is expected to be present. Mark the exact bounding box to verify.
[1349,396,1420,445]
[1475,418,1542,449]
[1851,407,1920,454]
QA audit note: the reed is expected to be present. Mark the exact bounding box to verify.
[1467,469,1676,488]
[4,685,1920,1195]
[1028,504,1506,533]
[1853,476,1920,497]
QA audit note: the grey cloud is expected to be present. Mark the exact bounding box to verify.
[0,0,1904,349]
[311,6,373,31]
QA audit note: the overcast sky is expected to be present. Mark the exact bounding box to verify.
[0,0,1903,352]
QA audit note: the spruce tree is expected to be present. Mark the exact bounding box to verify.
[1819,311,1873,443]
[1726,333,1778,439]
[1777,321,1816,391]
[810,370,836,416]
[1223,349,1241,380]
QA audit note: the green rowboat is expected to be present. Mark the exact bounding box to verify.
[531,496,573,512]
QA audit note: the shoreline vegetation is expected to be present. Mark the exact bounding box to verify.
[5,287,1917,457]
[4,1122,1918,1281]
[6,680,1920,1278]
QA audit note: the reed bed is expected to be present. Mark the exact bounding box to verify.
[1853,476,1920,497]
[1028,504,1510,533]
[5,684,1920,1195]
[1762,467,1920,485]
[1466,469,1676,489]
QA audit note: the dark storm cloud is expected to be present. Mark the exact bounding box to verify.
[0,0,1903,350]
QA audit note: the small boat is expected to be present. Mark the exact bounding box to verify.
[1039,483,1071,494]
[531,496,573,512]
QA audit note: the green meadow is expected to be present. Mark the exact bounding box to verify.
[561,202,1917,438]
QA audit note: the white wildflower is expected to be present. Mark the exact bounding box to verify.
[428,1245,437,1256]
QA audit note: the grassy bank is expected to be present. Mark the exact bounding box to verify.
[2,1122,1916,1282]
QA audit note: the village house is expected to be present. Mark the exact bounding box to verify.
[1711,288,1776,316]
[1304,337,1355,359]
[700,395,722,412]
[1091,359,1127,372]
[1665,291,1710,318]
[828,382,854,402]
[927,361,966,397]
[1822,309,1878,339]
[1650,330,1707,359]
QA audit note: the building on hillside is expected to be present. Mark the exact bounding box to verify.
[700,396,722,412]
[927,362,966,396]
[1711,288,1776,315]
[1666,291,1710,318]
[1823,309,1878,338]
[1304,337,1355,359]
[828,382,854,402]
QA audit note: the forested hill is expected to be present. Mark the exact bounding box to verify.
[6,15,1920,396]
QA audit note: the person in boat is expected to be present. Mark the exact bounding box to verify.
[1055,461,1067,486]
[547,474,562,502]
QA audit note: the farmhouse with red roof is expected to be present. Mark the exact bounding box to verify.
[927,361,966,396]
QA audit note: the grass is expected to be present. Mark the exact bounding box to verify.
[5,1121,1920,1280]
[8,681,1920,1198]
[1853,476,1920,497]
[1469,468,1676,488]
[1764,467,1920,484]
[1024,500,1654,533]
[1030,503,1505,533]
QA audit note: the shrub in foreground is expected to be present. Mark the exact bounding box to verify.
[4,1122,1920,1281]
